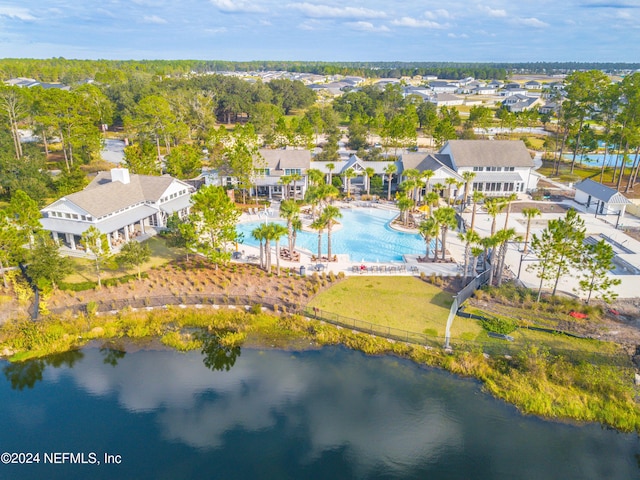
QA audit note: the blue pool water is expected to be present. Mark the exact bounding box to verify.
[237,207,426,262]
[562,153,635,167]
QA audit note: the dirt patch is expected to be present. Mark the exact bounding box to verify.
[46,258,327,313]
[510,201,571,214]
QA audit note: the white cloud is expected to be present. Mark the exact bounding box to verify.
[0,6,36,21]
[391,16,444,28]
[424,9,451,20]
[142,15,168,24]
[448,32,469,39]
[204,27,227,34]
[515,17,549,28]
[480,6,508,18]
[209,0,266,13]
[346,21,389,33]
[288,3,386,19]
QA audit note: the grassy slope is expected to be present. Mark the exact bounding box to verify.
[307,276,485,337]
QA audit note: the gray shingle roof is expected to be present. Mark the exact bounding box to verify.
[258,149,311,171]
[443,140,534,168]
[56,171,180,217]
[400,153,456,174]
[575,178,631,204]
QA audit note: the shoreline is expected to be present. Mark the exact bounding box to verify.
[1,306,639,434]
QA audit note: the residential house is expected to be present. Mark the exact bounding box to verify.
[40,168,194,251]
[428,81,459,94]
[474,85,498,95]
[525,80,543,90]
[428,93,464,107]
[502,94,542,112]
[500,83,528,97]
[440,140,538,196]
[5,77,70,90]
[539,102,560,115]
[253,149,311,199]
[313,155,400,196]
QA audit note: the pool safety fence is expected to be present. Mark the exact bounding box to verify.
[306,305,630,367]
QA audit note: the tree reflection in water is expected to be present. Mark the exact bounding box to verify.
[100,345,127,367]
[3,350,84,390]
[197,330,241,372]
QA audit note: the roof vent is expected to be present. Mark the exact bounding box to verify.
[111,168,130,185]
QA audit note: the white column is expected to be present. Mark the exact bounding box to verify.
[66,233,76,250]
[124,227,130,242]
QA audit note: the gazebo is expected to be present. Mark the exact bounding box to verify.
[574,178,631,221]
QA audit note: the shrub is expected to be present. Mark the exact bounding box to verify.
[86,301,98,318]
[250,303,262,314]
[480,315,517,335]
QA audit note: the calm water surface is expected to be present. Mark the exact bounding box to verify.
[0,346,638,480]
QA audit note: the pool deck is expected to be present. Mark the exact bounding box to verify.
[236,197,640,300]
[235,201,463,278]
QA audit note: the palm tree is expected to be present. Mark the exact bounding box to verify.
[310,216,326,260]
[251,224,269,270]
[470,246,484,277]
[522,207,541,253]
[421,169,435,199]
[289,172,303,201]
[343,168,357,198]
[279,174,292,200]
[402,168,420,201]
[432,182,445,198]
[458,229,481,284]
[445,177,459,206]
[418,216,438,260]
[400,178,418,206]
[317,183,339,208]
[461,171,476,209]
[307,168,324,186]
[494,228,520,285]
[291,217,302,253]
[502,193,518,230]
[484,197,506,236]
[433,206,457,261]
[470,190,484,231]
[321,205,342,260]
[397,194,414,227]
[268,223,288,275]
[481,234,499,285]
[425,191,440,216]
[326,163,335,185]
[279,199,300,257]
[384,163,397,201]
[364,166,375,195]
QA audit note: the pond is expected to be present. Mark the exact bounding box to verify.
[238,207,427,262]
[1,344,638,479]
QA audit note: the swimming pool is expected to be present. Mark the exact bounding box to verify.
[237,207,427,262]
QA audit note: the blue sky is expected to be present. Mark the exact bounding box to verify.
[0,0,638,62]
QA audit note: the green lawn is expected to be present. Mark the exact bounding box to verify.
[308,276,457,336]
[64,236,181,283]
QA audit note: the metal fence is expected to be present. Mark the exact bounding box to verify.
[46,289,631,367]
[444,269,491,348]
[304,306,446,349]
[305,305,630,367]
